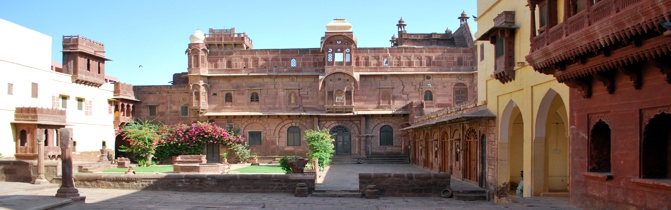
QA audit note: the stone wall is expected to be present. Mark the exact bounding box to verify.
[0,160,32,182]
[58,173,315,193]
[358,173,450,197]
[0,160,60,182]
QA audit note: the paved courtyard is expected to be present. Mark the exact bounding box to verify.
[0,163,579,209]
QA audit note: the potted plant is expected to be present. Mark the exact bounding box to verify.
[220,152,228,164]
[250,153,259,165]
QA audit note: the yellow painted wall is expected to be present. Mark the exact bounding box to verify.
[475,0,570,198]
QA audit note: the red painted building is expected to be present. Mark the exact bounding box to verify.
[526,0,671,209]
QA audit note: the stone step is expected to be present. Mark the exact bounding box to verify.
[311,190,362,198]
[453,193,488,201]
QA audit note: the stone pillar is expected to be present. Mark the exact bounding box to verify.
[55,128,85,201]
[294,183,308,197]
[32,128,49,185]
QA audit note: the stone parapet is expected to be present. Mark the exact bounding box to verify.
[358,173,450,197]
[55,173,316,193]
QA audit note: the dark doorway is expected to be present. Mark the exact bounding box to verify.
[480,134,487,188]
[115,134,130,160]
[330,126,351,155]
[206,143,220,163]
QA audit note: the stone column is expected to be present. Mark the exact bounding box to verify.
[56,128,85,201]
[32,128,48,185]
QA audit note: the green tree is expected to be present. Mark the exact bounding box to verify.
[304,128,335,171]
[119,120,163,167]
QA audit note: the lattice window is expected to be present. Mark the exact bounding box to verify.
[290,58,297,67]
[31,83,38,98]
[181,106,188,116]
[248,131,262,145]
[287,126,300,146]
[454,83,468,104]
[148,106,157,116]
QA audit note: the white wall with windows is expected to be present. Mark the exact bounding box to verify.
[0,19,115,157]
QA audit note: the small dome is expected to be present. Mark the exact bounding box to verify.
[398,17,405,24]
[189,29,205,43]
[461,11,468,18]
[391,34,397,39]
[445,27,452,34]
[326,19,352,32]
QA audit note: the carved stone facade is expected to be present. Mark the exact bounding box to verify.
[134,17,477,159]
[526,0,671,209]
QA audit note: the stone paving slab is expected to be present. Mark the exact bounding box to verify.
[0,182,579,210]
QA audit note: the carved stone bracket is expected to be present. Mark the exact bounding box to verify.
[641,105,671,127]
[593,71,615,94]
[652,57,671,84]
[617,62,642,89]
[564,77,592,99]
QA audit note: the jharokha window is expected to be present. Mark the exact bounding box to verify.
[641,113,671,179]
[589,120,611,173]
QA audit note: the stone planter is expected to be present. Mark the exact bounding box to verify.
[289,158,309,174]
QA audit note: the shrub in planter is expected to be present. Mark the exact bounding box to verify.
[231,142,251,163]
[279,156,297,174]
[305,128,335,171]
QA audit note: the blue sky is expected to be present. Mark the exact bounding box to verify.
[1,0,477,85]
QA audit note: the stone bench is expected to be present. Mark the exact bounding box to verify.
[173,155,206,164]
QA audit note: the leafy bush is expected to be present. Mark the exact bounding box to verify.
[305,128,335,171]
[230,142,251,163]
[279,156,298,174]
[119,120,163,167]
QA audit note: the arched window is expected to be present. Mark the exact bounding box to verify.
[424,90,433,101]
[641,113,671,179]
[589,120,611,172]
[44,129,49,146]
[250,92,259,103]
[225,93,233,103]
[454,83,467,104]
[287,126,300,146]
[380,125,393,146]
[290,58,297,67]
[19,130,27,146]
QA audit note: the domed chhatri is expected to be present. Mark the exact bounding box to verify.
[326,19,352,32]
[189,29,205,44]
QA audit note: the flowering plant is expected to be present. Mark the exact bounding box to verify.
[153,121,245,161]
[119,120,164,167]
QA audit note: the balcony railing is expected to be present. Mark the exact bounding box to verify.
[530,0,642,52]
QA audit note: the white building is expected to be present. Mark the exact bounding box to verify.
[0,19,116,161]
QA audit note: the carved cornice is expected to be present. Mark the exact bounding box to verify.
[527,0,671,75]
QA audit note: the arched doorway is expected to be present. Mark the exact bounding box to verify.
[509,107,524,195]
[464,129,479,183]
[536,89,569,194]
[330,126,351,155]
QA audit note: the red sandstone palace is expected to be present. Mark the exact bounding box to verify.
[132,16,477,165]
